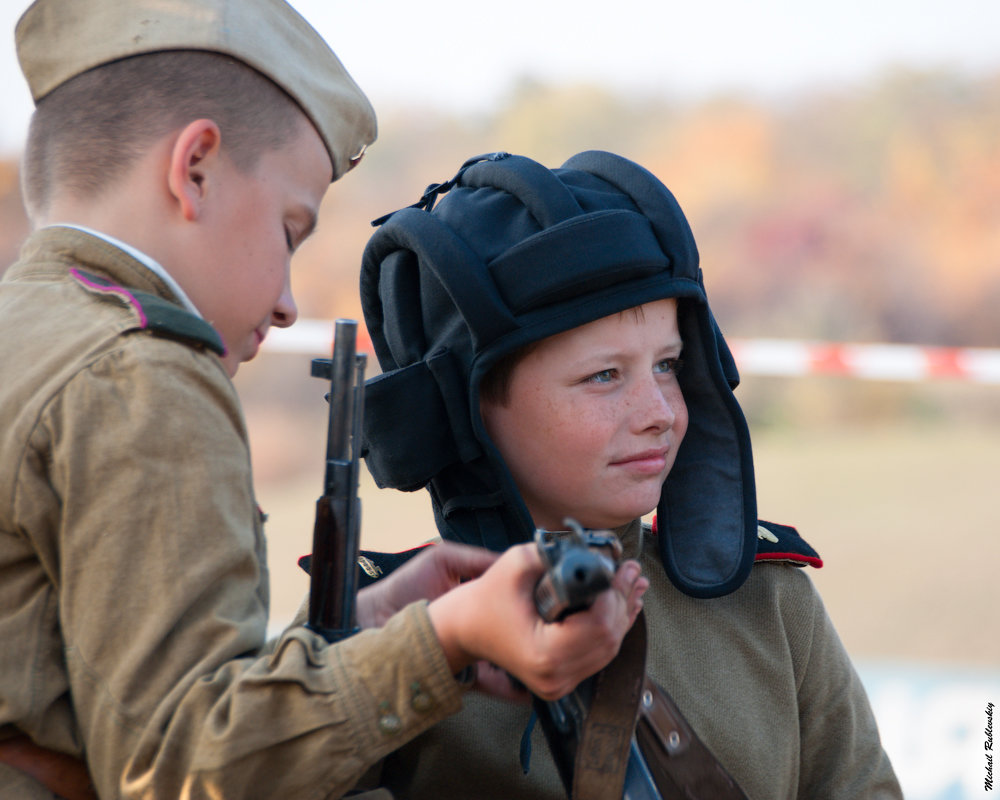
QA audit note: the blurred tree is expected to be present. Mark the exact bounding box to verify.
[2,67,997,347]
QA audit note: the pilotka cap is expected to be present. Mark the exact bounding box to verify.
[15,0,376,181]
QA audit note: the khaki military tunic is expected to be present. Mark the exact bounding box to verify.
[380,520,903,799]
[0,228,463,799]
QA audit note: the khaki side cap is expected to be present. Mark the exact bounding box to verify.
[15,0,377,181]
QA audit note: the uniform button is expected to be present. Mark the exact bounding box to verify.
[410,682,434,713]
[377,702,402,736]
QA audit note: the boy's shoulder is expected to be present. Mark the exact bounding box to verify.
[753,520,823,569]
[298,544,434,589]
[70,268,224,356]
[645,516,822,571]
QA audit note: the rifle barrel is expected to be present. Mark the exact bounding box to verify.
[308,319,365,642]
[324,320,357,490]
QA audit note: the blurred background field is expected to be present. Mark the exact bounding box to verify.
[2,1,998,795]
[241,362,999,670]
[244,366,998,799]
[243,365,998,800]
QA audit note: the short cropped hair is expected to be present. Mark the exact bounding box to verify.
[480,342,539,407]
[22,50,304,218]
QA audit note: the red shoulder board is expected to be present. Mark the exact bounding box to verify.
[650,515,822,569]
[754,520,823,568]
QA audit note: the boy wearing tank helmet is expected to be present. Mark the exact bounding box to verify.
[359,151,902,798]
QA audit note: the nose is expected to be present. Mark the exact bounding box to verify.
[271,280,298,329]
[631,375,677,434]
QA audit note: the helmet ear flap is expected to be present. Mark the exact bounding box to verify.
[363,348,481,492]
[657,301,756,599]
[360,246,424,372]
[712,309,741,390]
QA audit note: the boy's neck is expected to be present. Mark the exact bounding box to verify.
[36,135,179,264]
[44,223,201,318]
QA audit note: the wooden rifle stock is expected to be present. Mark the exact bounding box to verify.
[307,319,366,643]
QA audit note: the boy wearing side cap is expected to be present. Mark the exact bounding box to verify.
[359,151,903,798]
[0,4,645,799]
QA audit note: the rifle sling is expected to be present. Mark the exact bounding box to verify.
[571,612,648,800]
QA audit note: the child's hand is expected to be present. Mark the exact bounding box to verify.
[427,542,648,700]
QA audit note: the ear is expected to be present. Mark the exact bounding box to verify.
[167,119,222,221]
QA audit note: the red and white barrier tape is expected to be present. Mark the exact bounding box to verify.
[263,320,1000,385]
[727,339,1000,384]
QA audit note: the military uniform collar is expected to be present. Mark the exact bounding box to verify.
[9,227,179,309]
[50,224,201,318]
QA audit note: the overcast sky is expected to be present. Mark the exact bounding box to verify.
[2,0,999,156]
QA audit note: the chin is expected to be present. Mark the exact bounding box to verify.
[621,488,661,515]
[584,507,651,531]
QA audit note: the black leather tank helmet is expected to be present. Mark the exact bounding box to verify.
[360,151,756,598]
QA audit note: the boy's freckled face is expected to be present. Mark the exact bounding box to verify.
[195,121,332,375]
[481,298,688,531]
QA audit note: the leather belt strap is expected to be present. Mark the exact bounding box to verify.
[0,735,97,800]
[572,611,648,800]
[569,607,749,800]
[635,679,748,799]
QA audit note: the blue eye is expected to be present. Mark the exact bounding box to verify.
[284,228,295,253]
[654,358,684,375]
[586,369,616,384]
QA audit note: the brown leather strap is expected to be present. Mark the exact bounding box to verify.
[572,611,648,800]
[0,735,98,800]
[635,678,748,799]
[557,608,749,800]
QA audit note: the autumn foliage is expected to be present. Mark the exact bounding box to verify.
[2,66,997,351]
